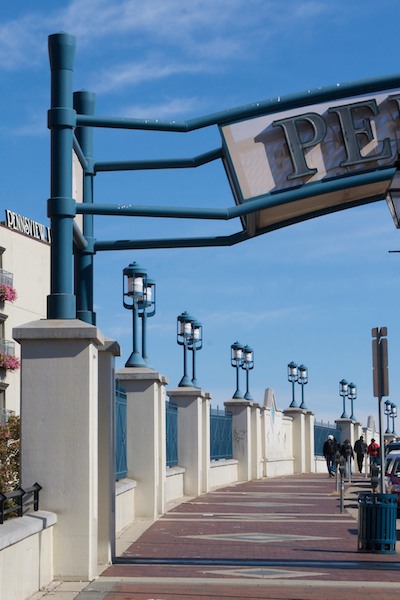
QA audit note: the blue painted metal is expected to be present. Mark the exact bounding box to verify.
[74,90,96,325]
[48,32,400,320]
[75,72,400,132]
[47,33,77,319]
[210,407,233,461]
[166,401,178,467]
[314,421,342,456]
[115,382,127,480]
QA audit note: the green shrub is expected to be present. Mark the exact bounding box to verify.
[0,415,20,493]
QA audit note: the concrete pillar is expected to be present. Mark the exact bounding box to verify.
[303,410,315,473]
[251,403,262,480]
[98,338,120,567]
[335,418,354,446]
[13,319,105,580]
[117,368,168,519]
[283,407,307,474]
[167,387,210,497]
[224,400,252,481]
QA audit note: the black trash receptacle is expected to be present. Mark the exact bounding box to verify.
[358,492,397,553]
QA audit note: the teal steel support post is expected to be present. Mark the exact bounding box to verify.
[47,33,77,319]
[74,90,96,325]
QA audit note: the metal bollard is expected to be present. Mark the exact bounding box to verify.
[339,457,345,513]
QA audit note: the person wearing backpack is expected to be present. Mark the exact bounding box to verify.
[340,439,354,478]
[323,434,338,477]
[354,435,367,473]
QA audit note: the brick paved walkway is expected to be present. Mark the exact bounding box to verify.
[75,474,400,600]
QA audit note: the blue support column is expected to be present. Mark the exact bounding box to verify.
[74,90,96,325]
[47,33,77,319]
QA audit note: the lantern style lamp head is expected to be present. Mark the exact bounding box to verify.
[123,261,148,368]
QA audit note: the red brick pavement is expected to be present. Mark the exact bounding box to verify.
[79,474,400,600]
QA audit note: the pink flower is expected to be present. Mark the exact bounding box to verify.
[0,352,20,371]
[0,284,17,303]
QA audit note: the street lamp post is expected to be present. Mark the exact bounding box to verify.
[231,341,244,399]
[189,319,202,388]
[348,382,357,420]
[297,364,308,409]
[391,403,397,436]
[177,311,194,387]
[384,399,392,433]
[140,277,156,364]
[123,261,149,368]
[288,361,298,408]
[339,379,349,418]
[242,345,254,401]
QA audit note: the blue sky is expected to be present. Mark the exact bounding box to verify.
[1,0,400,426]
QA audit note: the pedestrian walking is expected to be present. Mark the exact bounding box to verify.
[354,435,367,473]
[340,439,354,478]
[323,434,338,477]
[367,438,380,466]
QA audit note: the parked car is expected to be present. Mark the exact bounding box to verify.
[385,441,400,455]
[385,450,400,511]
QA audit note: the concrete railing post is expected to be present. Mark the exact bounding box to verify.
[14,319,105,580]
[117,368,168,520]
[167,388,211,497]
[224,400,253,481]
[283,407,308,474]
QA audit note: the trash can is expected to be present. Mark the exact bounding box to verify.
[358,492,397,553]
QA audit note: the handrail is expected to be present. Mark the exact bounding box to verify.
[0,483,41,524]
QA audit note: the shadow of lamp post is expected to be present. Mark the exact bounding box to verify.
[339,379,349,418]
[189,318,202,388]
[123,261,151,368]
[177,311,194,387]
[348,382,357,420]
[231,341,244,399]
[297,364,308,409]
[242,345,254,401]
[288,361,298,407]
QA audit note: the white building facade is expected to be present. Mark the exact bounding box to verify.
[0,209,50,416]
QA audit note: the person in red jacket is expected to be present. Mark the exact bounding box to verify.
[367,438,380,465]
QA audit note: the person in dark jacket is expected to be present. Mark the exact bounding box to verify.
[354,435,367,473]
[340,439,354,477]
[323,435,338,477]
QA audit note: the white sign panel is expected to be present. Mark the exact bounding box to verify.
[221,89,400,202]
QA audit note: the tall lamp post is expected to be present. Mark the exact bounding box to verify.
[339,379,349,418]
[242,345,254,401]
[189,319,203,388]
[177,311,194,387]
[123,261,150,368]
[348,382,357,420]
[140,276,156,365]
[391,403,397,436]
[288,361,298,408]
[231,341,244,399]
[297,364,308,409]
[384,399,392,433]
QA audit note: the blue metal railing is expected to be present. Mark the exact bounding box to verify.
[314,421,342,456]
[166,401,178,467]
[210,407,233,461]
[115,382,127,480]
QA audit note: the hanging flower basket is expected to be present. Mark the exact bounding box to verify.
[0,353,20,371]
[0,284,17,303]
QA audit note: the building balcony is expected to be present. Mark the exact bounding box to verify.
[0,269,13,287]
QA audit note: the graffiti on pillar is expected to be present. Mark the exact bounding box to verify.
[233,428,247,454]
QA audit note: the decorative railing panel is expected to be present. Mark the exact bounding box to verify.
[210,407,233,460]
[115,382,127,480]
[314,421,342,456]
[166,401,178,467]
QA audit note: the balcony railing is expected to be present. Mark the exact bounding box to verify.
[0,340,15,356]
[0,269,13,287]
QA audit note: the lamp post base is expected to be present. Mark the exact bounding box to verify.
[178,374,193,387]
[125,351,147,368]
